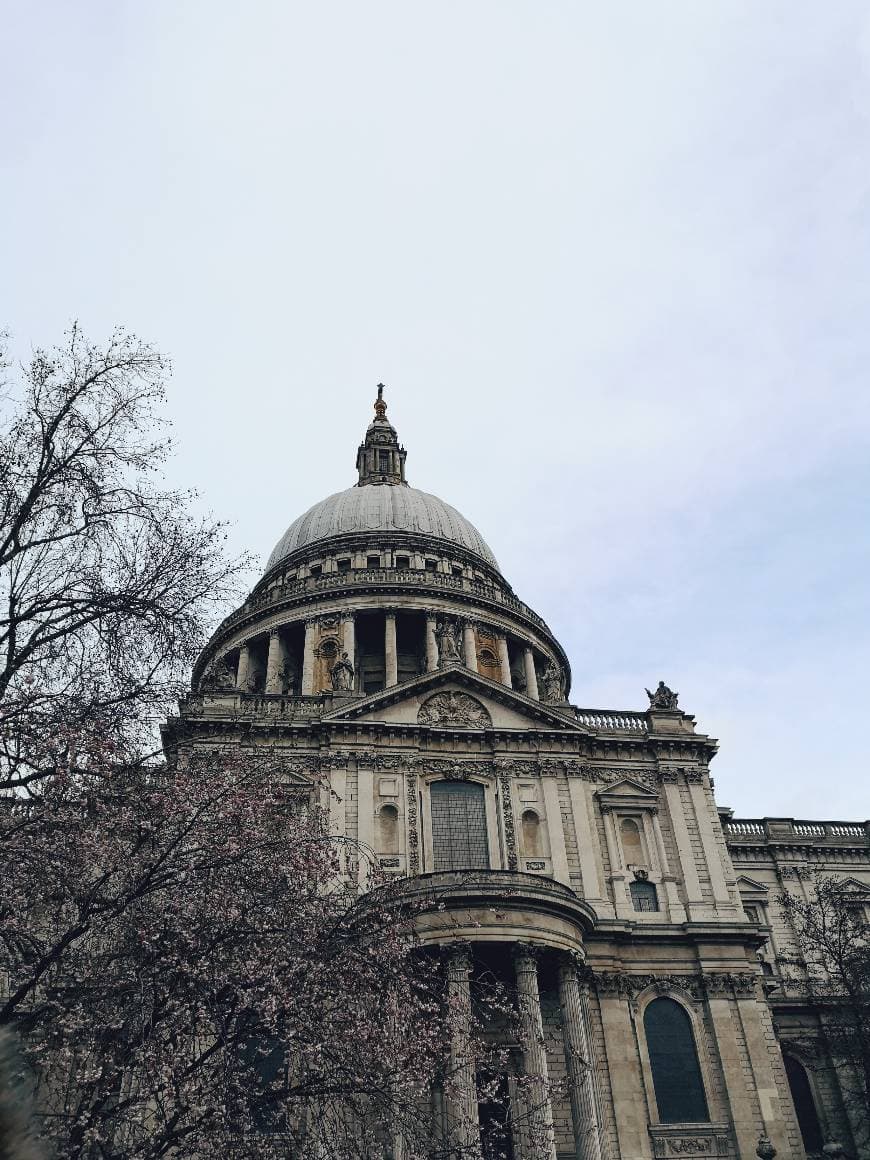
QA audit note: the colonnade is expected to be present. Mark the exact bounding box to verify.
[230,609,546,701]
[444,944,602,1160]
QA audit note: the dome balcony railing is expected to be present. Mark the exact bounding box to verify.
[178,691,328,721]
[211,565,550,639]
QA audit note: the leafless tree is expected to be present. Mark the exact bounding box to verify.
[0,325,247,791]
[778,874,870,1151]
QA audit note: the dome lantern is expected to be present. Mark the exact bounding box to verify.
[355,384,407,487]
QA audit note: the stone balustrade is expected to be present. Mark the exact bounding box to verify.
[725,817,870,845]
[573,710,648,732]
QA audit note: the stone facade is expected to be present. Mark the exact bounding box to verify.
[164,390,868,1159]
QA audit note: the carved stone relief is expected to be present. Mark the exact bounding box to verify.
[418,691,491,729]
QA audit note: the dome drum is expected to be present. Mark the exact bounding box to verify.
[193,389,571,703]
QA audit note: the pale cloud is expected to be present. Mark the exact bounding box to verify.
[1,1,868,818]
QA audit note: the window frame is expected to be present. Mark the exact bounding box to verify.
[420,775,500,873]
[635,987,714,1128]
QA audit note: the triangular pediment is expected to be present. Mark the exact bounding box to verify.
[834,877,870,896]
[596,778,660,811]
[736,875,770,897]
[320,665,590,733]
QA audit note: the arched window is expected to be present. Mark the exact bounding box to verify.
[630,880,659,912]
[783,1055,823,1154]
[522,809,542,858]
[620,817,643,865]
[378,803,399,854]
[644,998,709,1123]
[430,781,489,871]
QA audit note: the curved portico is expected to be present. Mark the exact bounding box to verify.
[373,870,601,1160]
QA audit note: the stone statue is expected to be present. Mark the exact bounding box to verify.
[199,655,235,693]
[280,661,299,696]
[436,618,461,666]
[330,651,355,692]
[542,661,563,702]
[645,680,679,711]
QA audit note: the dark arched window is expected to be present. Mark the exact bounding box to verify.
[644,998,709,1123]
[630,880,659,912]
[430,781,489,871]
[783,1055,823,1154]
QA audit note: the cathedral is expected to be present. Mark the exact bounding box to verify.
[165,389,869,1160]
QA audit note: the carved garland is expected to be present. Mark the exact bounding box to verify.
[592,971,757,1000]
[499,770,518,870]
[407,772,420,875]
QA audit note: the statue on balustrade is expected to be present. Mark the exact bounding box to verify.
[198,655,235,693]
[280,660,299,696]
[330,651,355,692]
[542,661,563,702]
[436,618,461,666]
[645,680,679,710]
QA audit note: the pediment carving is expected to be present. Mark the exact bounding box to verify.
[596,777,660,812]
[418,691,491,729]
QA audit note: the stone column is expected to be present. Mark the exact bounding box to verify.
[557,957,602,1160]
[497,635,513,688]
[385,611,398,687]
[341,612,355,685]
[445,945,480,1157]
[513,945,557,1160]
[523,647,539,700]
[425,612,439,672]
[235,642,251,690]
[301,619,317,695]
[265,629,285,694]
[463,622,478,672]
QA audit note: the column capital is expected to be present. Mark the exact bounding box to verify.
[558,950,587,975]
[512,942,542,970]
[446,941,474,974]
[340,609,355,622]
[268,626,280,639]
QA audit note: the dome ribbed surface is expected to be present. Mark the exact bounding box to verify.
[266,485,500,572]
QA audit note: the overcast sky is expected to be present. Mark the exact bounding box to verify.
[3,2,869,819]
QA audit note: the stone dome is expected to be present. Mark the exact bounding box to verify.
[266,484,501,573]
